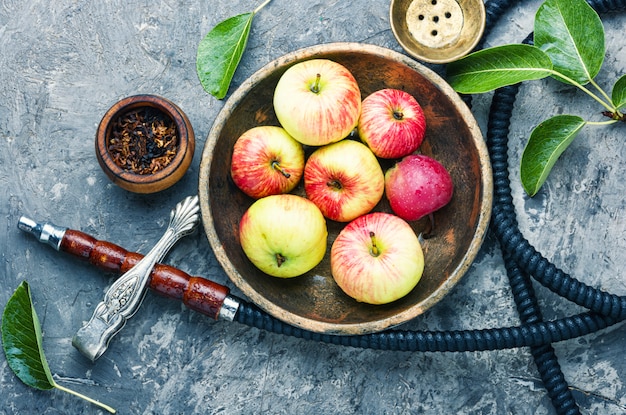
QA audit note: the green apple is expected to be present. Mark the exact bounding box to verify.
[239,194,328,278]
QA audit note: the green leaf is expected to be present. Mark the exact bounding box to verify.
[196,12,255,100]
[521,115,586,196]
[612,74,626,110]
[2,281,55,390]
[446,44,553,94]
[2,281,117,413]
[534,0,605,85]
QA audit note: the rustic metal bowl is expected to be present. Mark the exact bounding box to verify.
[198,43,492,335]
[390,0,486,64]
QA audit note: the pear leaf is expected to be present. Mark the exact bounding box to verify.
[521,115,586,196]
[612,74,626,110]
[534,0,604,85]
[2,281,55,390]
[196,12,254,99]
[2,281,116,413]
[446,44,553,94]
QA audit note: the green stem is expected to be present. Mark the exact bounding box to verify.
[253,0,272,14]
[548,69,616,113]
[586,119,619,126]
[54,382,117,413]
[588,78,614,107]
[369,231,380,257]
[310,73,322,94]
[271,160,291,178]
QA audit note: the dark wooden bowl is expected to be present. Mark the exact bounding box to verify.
[198,43,492,335]
[96,94,195,194]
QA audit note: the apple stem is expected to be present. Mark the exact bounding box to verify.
[271,160,291,178]
[393,110,404,120]
[422,213,435,239]
[310,74,322,94]
[369,231,380,257]
[275,253,286,267]
[326,179,342,190]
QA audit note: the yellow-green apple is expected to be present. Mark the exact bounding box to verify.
[357,88,426,159]
[230,126,305,199]
[304,139,384,222]
[330,212,424,304]
[273,59,361,146]
[239,194,328,278]
[385,154,454,221]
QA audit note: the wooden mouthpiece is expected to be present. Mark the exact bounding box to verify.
[61,229,230,320]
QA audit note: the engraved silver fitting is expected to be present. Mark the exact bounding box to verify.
[72,195,200,362]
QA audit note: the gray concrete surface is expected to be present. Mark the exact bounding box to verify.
[1,0,625,414]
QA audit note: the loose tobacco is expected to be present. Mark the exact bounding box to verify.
[107,107,178,175]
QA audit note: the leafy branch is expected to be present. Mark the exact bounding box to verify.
[1,281,116,413]
[446,0,625,196]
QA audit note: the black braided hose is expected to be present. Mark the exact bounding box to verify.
[488,53,582,414]
[504,248,580,415]
[233,0,626,413]
[485,1,625,409]
[489,0,626,321]
[484,0,625,408]
[236,299,618,352]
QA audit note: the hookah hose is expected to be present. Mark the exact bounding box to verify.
[233,0,626,413]
[483,0,625,410]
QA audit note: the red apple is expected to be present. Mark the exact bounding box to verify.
[239,194,328,278]
[384,154,454,221]
[230,126,305,199]
[273,59,361,146]
[330,212,424,305]
[304,139,384,222]
[357,88,426,159]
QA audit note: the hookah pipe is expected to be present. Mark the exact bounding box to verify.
[17,215,239,323]
[18,214,620,352]
[18,0,626,413]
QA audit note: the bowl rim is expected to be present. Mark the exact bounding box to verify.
[95,94,195,193]
[199,42,493,334]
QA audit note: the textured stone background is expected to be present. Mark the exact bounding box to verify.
[1,0,625,414]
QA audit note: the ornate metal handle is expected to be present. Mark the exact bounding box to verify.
[18,206,238,321]
[72,195,200,361]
